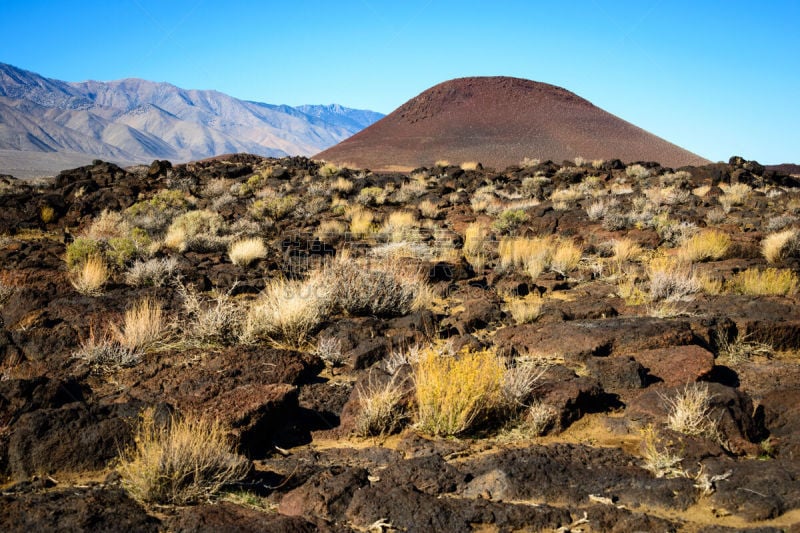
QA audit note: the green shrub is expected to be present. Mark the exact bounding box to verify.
[492,209,528,234]
[66,237,102,268]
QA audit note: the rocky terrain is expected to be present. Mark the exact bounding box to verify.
[0,62,383,177]
[315,77,710,171]
[1,154,800,531]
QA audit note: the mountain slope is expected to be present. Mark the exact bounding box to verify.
[0,62,383,176]
[315,76,708,170]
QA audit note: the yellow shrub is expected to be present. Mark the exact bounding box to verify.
[460,161,480,171]
[117,408,249,505]
[611,238,643,263]
[382,210,418,241]
[678,230,731,263]
[414,347,505,436]
[730,268,799,296]
[348,207,375,237]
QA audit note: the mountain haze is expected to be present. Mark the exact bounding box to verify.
[0,62,383,177]
[315,76,709,170]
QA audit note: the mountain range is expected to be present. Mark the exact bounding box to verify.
[0,62,383,178]
[316,76,709,170]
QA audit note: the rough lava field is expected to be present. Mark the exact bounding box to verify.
[1,153,800,532]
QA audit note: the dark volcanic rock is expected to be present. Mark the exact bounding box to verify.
[459,443,697,511]
[165,502,322,533]
[633,344,716,386]
[0,486,158,532]
[345,484,571,533]
[703,457,800,521]
[278,467,370,522]
[7,402,139,478]
[494,317,696,361]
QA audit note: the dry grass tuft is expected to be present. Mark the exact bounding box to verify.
[242,276,329,348]
[549,239,583,275]
[414,346,505,436]
[729,268,799,296]
[228,238,267,267]
[677,230,731,263]
[611,238,643,264]
[463,223,488,271]
[460,161,480,171]
[505,294,543,324]
[354,375,407,437]
[117,408,249,505]
[112,298,165,353]
[71,255,109,296]
[762,229,798,263]
[348,206,375,237]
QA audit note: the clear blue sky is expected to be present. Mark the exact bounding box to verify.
[2,0,798,164]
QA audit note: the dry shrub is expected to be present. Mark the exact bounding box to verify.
[719,183,752,212]
[497,236,580,277]
[73,326,138,372]
[112,298,164,353]
[434,159,451,168]
[498,236,551,271]
[716,332,773,364]
[71,255,109,296]
[460,161,480,171]
[647,256,700,302]
[318,162,340,178]
[626,164,651,180]
[661,383,720,441]
[414,346,505,436]
[640,425,685,478]
[117,408,249,505]
[324,255,425,317]
[678,230,731,263]
[354,375,407,437]
[762,229,798,263]
[179,284,244,346]
[164,210,228,252]
[242,276,329,348]
[86,209,131,240]
[228,238,267,267]
[730,268,799,296]
[125,257,179,287]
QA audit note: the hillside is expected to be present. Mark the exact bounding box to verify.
[315,76,709,170]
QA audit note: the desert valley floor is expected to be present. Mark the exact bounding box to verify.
[1,154,800,532]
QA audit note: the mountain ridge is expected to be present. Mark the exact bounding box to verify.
[0,62,383,177]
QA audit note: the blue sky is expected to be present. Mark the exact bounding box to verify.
[2,0,798,164]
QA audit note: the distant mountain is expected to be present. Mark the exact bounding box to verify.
[315,76,708,170]
[0,62,383,177]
